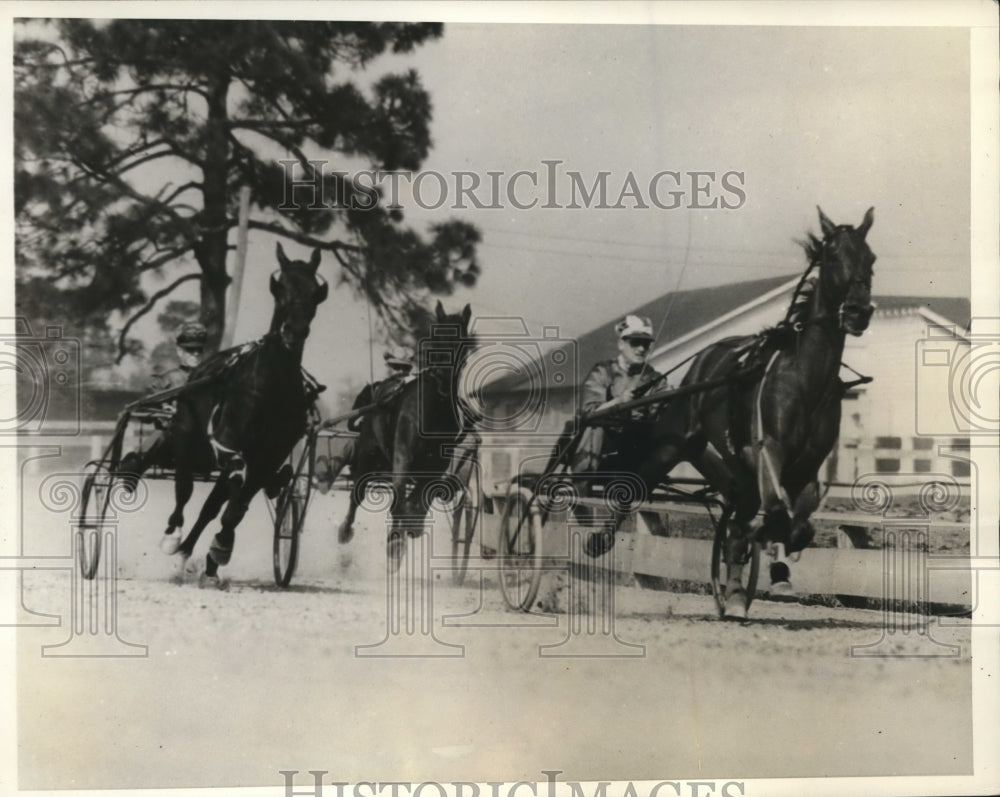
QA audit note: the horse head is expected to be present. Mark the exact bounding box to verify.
[426,300,473,369]
[270,243,329,350]
[812,206,876,336]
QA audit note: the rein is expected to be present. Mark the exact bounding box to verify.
[419,364,454,398]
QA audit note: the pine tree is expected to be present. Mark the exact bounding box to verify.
[15,20,480,362]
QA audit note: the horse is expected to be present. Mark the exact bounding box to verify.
[608,206,875,618]
[336,302,473,570]
[162,243,328,584]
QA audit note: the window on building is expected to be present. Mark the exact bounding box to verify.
[875,436,902,449]
[875,458,901,473]
[951,437,970,450]
[951,460,971,478]
[914,459,932,473]
[912,437,934,451]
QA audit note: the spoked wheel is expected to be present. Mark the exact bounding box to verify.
[77,461,115,580]
[497,486,544,611]
[272,438,314,587]
[710,529,761,619]
[450,461,481,586]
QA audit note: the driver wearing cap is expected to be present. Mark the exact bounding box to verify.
[372,346,416,404]
[315,346,417,493]
[571,314,663,474]
[120,321,208,503]
[149,322,208,393]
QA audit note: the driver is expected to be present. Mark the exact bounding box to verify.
[150,322,208,393]
[119,322,207,492]
[314,346,416,493]
[571,313,664,475]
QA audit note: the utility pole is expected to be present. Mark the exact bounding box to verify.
[222,185,251,349]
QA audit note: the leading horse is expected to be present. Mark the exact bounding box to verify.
[614,207,875,618]
[337,302,473,570]
[164,243,328,584]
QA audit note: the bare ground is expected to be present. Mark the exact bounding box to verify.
[15,472,973,790]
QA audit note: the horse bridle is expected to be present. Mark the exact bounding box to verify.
[793,234,872,335]
[269,269,329,348]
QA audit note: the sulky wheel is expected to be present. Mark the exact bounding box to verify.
[710,521,761,619]
[272,438,314,587]
[450,459,481,586]
[77,460,116,580]
[497,485,544,612]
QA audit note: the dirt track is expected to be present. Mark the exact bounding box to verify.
[16,471,973,790]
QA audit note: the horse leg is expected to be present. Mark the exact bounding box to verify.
[119,435,163,494]
[338,487,361,544]
[384,470,411,573]
[582,433,692,559]
[787,480,820,553]
[173,476,230,558]
[754,437,804,593]
[162,404,203,544]
[765,479,821,591]
[164,465,195,542]
[203,472,262,585]
[337,436,376,543]
[702,451,761,619]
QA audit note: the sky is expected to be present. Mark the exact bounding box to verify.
[277,19,975,398]
[6,7,990,402]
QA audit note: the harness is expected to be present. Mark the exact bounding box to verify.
[202,336,325,480]
[752,350,791,514]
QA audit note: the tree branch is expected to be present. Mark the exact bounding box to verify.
[136,243,196,273]
[161,180,202,206]
[73,156,201,244]
[245,219,368,275]
[86,83,209,103]
[116,273,202,363]
[230,117,317,133]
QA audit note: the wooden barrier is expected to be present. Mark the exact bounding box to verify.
[482,490,973,610]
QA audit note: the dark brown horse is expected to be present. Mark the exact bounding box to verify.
[619,207,875,618]
[337,302,473,570]
[164,244,328,584]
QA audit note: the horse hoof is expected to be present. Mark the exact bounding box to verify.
[208,543,232,566]
[723,589,748,620]
[160,534,182,555]
[338,523,354,544]
[170,552,194,583]
[770,579,795,596]
[198,573,219,589]
[769,560,791,583]
[198,573,228,590]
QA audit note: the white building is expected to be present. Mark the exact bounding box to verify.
[479,276,971,488]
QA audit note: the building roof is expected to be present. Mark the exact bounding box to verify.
[872,295,971,333]
[485,276,972,394]
[485,274,794,394]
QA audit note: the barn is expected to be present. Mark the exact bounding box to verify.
[476,276,972,489]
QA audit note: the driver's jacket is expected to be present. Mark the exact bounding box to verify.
[571,358,663,475]
[581,358,663,425]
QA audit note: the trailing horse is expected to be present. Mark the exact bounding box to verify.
[609,207,876,618]
[336,302,473,570]
[164,243,328,585]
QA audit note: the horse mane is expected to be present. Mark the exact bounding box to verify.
[741,236,824,361]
